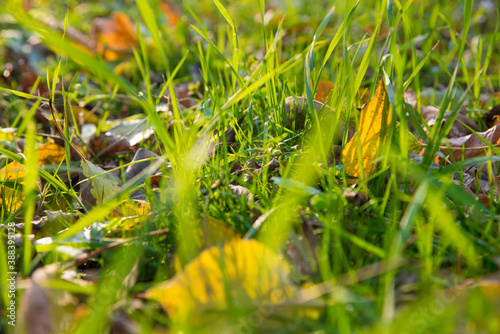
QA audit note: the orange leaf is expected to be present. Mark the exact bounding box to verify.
[93,12,137,60]
[314,81,334,103]
[160,0,181,27]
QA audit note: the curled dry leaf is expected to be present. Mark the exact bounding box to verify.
[422,106,480,138]
[342,78,392,182]
[438,124,500,162]
[87,132,131,158]
[146,239,296,325]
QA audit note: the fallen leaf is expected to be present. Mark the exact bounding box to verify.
[160,0,182,28]
[422,106,480,138]
[37,143,66,166]
[314,81,334,103]
[124,148,159,182]
[87,132,131,158]
[0,160,26,180]
[92,12,137,61]
[438,124,500,162]
[484,104,500,127]
[106,118,154,147]
[146,239,296,324]
[201,217,240,247]
[342,78,392,182]
[80,160,122,209]
[0,144,65,212]
[0,160,25,211]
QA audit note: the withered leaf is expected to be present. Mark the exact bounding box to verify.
[440,124,500,162]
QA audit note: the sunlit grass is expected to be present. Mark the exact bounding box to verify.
[0,0,499,332]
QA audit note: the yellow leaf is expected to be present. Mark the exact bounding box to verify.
[0,160,26,181]
[0,160,25,211]
[146,239,296,325]
[202,217,240,247]
[0,128,16,142]
[342,78,392,182]
[172,217,241,273]
[37,143,66,166]
[108,201,151,232]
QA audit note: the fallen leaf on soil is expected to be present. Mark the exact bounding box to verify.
[80,160,122,209]
[146,239,296,324]
[106,118,154,147]
[124,148,160,182]
[37,143,66,166]
[87,132,131,158]
[422,106,480,138]
[0,160,25,211]
[0,144,66,211]
[92,12,137,61]
[435,124,500,162]
[342,78,392,182]
[160,0,182,27]
[314,81,334,103]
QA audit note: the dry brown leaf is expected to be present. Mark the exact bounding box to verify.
[422,106,480,138]
[439,124,500,162]
[87,132,131,158]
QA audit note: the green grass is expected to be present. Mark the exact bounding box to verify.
[1,0,500,333]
